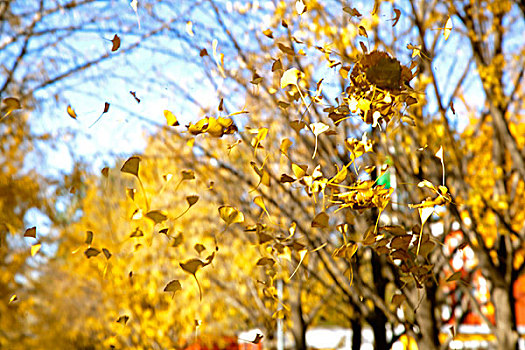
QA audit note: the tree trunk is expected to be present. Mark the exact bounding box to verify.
[351,318,362,350]
[493,285,519,350]
[289,281,307,350]
[414,283,440,350]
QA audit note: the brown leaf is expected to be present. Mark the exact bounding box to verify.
[84,247,101,258]
[392,8,401,27]
[199,48,209,57]
[186,195,199,207]
[111,34,121,51]
[116,315,129,325]
[24,226,36,238]
[130,227,144,238]
[256,257,276,266]
[358,26,368,38]
[130,91,141,103]
[120,156,141,177]
[251,334,264,344]
[101,167,109,177]
[163,280,182,293]
[280,174,296,183]
[312,212,329,228]
[146,210,167,224]
[343,7,361,17]
[85,231,94,245]
[194,243,206,254]
[102,248,112,259]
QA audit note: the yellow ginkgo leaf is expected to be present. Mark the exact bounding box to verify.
[31,243,41,257]
[444,17,453,40]
[186,21,194,37]
[281,68,304,88]
[67,105,77,119]
[164,110,179,126]
[218,206,244,225]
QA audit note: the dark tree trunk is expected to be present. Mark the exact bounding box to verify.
[289,280,307,350]
[351,318,362,350]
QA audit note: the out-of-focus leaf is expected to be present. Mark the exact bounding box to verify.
[84,247,100,258]
[358,26,368,38]
[181,169,195,180]
[312,212,329,228]
[85,231,94,245]
[444,17,453,40]
[186,21,194,36]
[130,227,144,238]
[446,271,462,282]
[164,110,179,126]
[31,243,41,257]
[292,164,308,179]
[121,156,141,177]
[250,334,264,344]
[392,8,401,27]
[186,195,199,207]
[256,257,275,266]
[262,29,273,38]
[194,243,206,254]
[219,206,244,225]
[102,248,112,259]
[343,7,361,17]
[24,226,36,238]
[281,68,303,88]
[2,97,21,119]
[163,280,182,293]
[116,315,129,325]
[130,91,140,103]
[296,0,306,14]
[9,295,17,303]
[111,34,120,51]
[180,258,205,300]
[172,232,183,247]
[146,210,168,224]
[126,188,136,201]
[67,105,77,119]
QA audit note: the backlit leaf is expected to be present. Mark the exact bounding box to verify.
[444,17,453,40]
[262,29,273,38]
[186,195,199,207]
[84,247,100,258]
[111,34,120,51]
[312,212,329,228]
[102,248,112,259]
[146,210,167,224]
[120,156,140,177]
[194,243,206,254]
[116,315,129,325]
[31,243,41,256]
[446,271,462,282]
[281,68,303,88]
[164,280,182,293]
[24,226,36,238]
[218,206,245,225]
[256,257,275,266]
[164,110,179,126]
[67,105,77,119]
[85,231,94,245]
[9,295,17,303]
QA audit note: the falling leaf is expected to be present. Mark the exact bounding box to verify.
[186,21,194,37]
[172,232,183,247]
[24,226,36,238]
[256,257,276,266]
[146,210,168,224]
[392,8,401,27]
[419,206,434,227]
[342,7,361,17]
[444,17,453,40]
[102,248,112,259]
[111,34,120,51]
[253,196,270,218]
[31,243,41,257]
[262,29,273,38]
[85,231,94,245]
[281,19,288,28]
[280,138,292,156]
[311,212,329,228]
[67,105,77,119]
[281,68,303,88]
[181,169,195,180]
[164,280,182,293]
[219,206,244,225]
[1,97,21,119]
[126,188,136,201]
[130,91,140,103]
[88,102,110,128]
[84,247,100,258]
[251,334,264,344]
[180,258,205,300]
[292,163,308,179]
[120,156,141,177]
[116,315,129,325]
[186,195,199,207]
[446,271,462,282]
[189,245,205,257]
[358,26,368,38]
[9,295,17,303]
[359,41,368,54]
[310,122,329,158]
[101,167,109,177]
[272,58,282,71]
[295,0,306,15]
[199,48,209,57]
[130,227,144,238]
[130,0,140,29]
[280,174,295,183]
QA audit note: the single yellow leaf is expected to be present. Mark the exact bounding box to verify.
[218,206,244,225]
[292,163,308,179]
[9,294,17,303]
[262,29,273,38]
[164,110,179,126]
[31,243,41,257]
[281,68,303,88]
[67,105,77,119]
[444,17,453,40]
[186,21,194,37]
[295,0,306,14]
